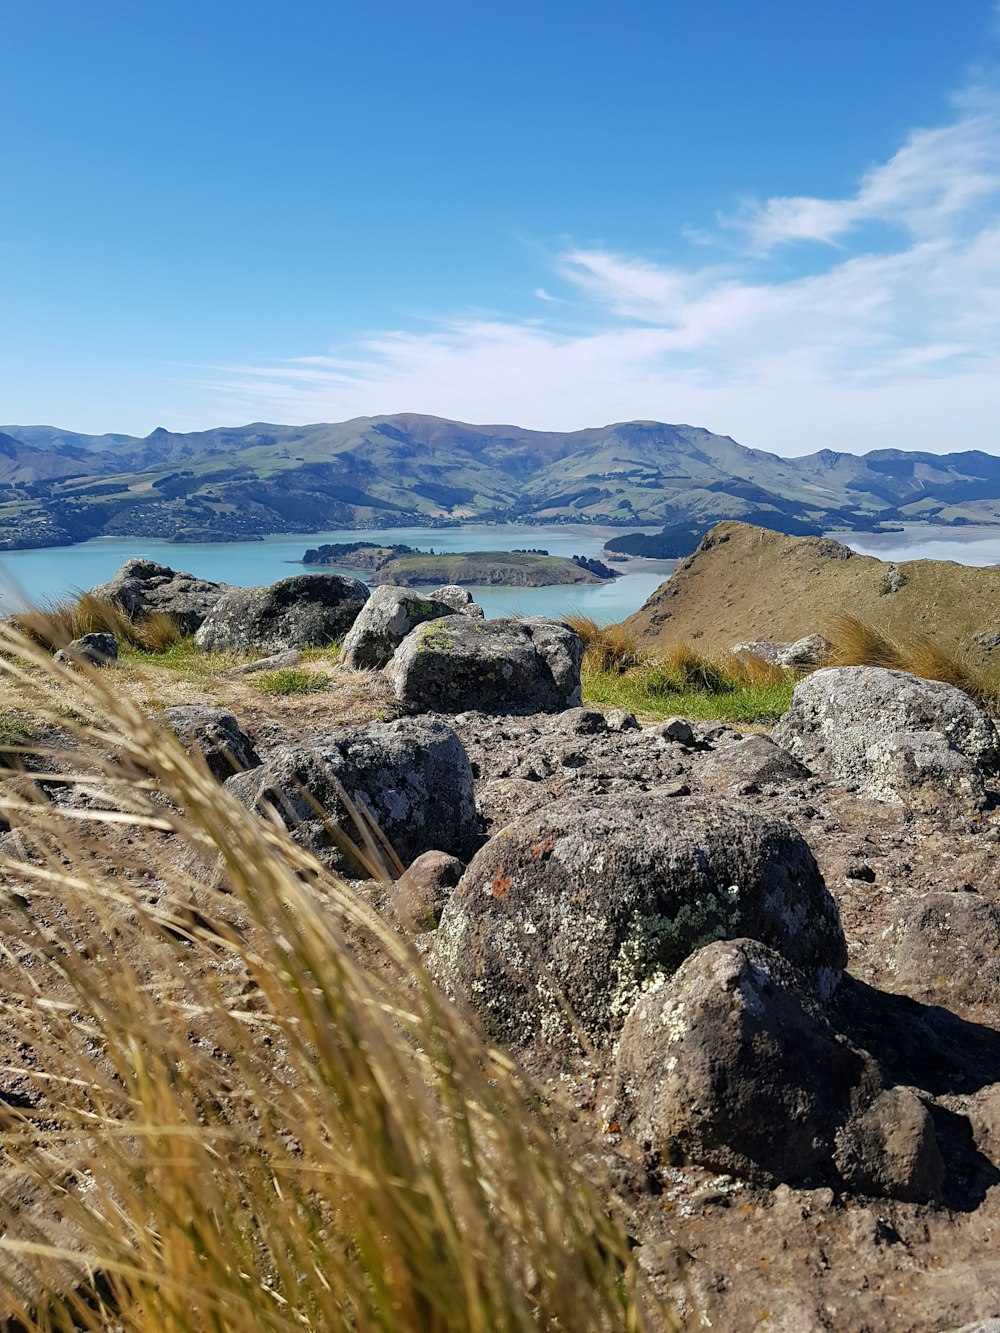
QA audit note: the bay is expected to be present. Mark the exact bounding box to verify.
[0,524,677,623]
[834,524,1000,567]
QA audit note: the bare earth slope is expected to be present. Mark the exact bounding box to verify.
[626,521,1000,657]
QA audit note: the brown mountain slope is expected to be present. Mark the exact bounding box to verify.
[626,521,1000,658]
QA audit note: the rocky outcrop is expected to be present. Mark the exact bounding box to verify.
[227,718,478,872]
[89,559,227,633]
[164,705,261,781]
[773,666,1000,806]
[387,616,583,715]
[195,574,369,655]
[339,587,456,670]
[436,794,845,1049]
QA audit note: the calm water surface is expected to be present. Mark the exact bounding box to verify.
[0,524,676,622]
[834,525,1000,566]
[6,522,995,624]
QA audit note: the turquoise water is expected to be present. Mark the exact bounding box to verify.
[835,525,1000,567]
[0,524,676,623]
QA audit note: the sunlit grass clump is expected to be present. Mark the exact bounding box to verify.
[11,592,184,655]
[570,614,795,723]
[827,612,1000,710]
[0,625,658,1332]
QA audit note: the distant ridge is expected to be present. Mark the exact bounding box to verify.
[1,413,999,550]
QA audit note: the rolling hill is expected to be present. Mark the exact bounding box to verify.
[1,414,999,550]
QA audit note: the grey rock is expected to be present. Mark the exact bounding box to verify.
[53,632,118,667]
[879,564,907,596]
[733,635,829,669]
[773,666,1000,801]
[699,734,811,794]
[557,707,608,735]
[949,1323,1000,1333]
[436,794,845,1049]
[387,615,583,715]
[164,705,261,781]
[430,585,485,618]
[891,891,1000,1011]
[230,649,302,675]
[886,729,988,813]
[613,939,882,1188]
[973,631,1000,652]
[834,1086,945,1204]
[650,717,695,745]
[195,574,369,655]
[340,586,456,670]
[605,709,640,732]
[392,850,465,930]
[227,718,478,872]
[88,558,227,633]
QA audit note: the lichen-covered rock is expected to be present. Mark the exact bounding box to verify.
[613,939,892,1191]
[430,585,485,618]
[885,729,988,813]
[387,615,583,715]
[164,705,261,781]
[88,559,227,633]
[436,794,845,1048]
[890,891,1000,1012]
[834,1086,945,1204]
[340,586,456,670]
[773,666,1000,801]
[195,574,369,655]
[227,718,477,872]
[53,632,118,667]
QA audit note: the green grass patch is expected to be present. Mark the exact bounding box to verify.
[582,659,795,723]
[252,667,329,697]
[120,638,240,679]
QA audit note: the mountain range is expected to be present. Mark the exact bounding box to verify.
[1,414,999,550]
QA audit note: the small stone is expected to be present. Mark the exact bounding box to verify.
[651,717,695,745]
[605,710,640,732]
[54,632,118,668]
[392,851,465,930]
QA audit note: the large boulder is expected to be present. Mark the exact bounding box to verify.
[387,616,583,715]
[436,794,845,1049]
[88,559,227,633]
[195,574,369,655]
[613,938,943,1201]
[227,718,478,872]
[339,586,456,670]
[773,666,1000,803]
[164,705,261,781]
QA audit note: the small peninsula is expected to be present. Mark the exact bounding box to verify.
[302,542,620,587]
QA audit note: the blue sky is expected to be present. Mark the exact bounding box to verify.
[2,0,1000,455]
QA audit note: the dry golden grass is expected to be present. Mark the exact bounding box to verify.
[724,649,788,690]
[10,594,184,656]
[826,613,1000,708]
[0,627,662,1332]
[562,613,644,672]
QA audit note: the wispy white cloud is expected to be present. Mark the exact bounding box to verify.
[208,85,1000,456]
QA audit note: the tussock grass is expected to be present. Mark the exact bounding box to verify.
[0,626,660,1332]
[563,613,643,672]
[827,613,1000,709]
[11,593,185,656]
[569,615,794,723]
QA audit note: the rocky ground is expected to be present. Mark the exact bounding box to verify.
[4,559,1000,1331]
